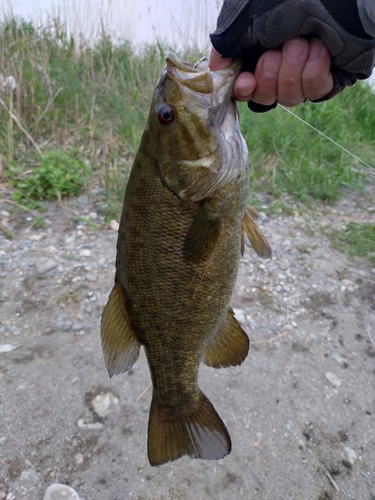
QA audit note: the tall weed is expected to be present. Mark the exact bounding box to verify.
[1,17,374,213]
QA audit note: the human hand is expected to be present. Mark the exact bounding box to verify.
[209,0,375,111]
[209,38,333,108]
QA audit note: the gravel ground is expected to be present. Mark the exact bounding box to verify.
[0,184,375,500]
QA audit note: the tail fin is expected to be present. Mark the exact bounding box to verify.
[148,391,231,466]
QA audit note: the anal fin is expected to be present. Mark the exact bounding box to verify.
[242,204,272,259]
[148,390,231,466]
[101,283,141,377]
[203,308,249,368]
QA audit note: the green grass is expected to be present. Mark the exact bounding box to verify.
[240,82,375,204]
[1,17,375,217]
[329,222,375,265]
[6,148,88,209]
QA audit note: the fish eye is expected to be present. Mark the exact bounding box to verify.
[157,105,174,125]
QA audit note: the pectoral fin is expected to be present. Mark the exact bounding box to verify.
[101,283,141,377]
[203,308,249,368]
[242,204,272,259]
[183,203,221,261]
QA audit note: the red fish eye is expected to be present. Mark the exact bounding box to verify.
[157,105,174,125]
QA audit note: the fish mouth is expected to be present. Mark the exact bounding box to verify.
[165,51,241,76]
[165,51,241,96]
[166,52,206,72]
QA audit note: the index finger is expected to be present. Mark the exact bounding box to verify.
[208,47,233,71]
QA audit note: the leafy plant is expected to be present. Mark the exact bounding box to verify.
[7,149,88,206]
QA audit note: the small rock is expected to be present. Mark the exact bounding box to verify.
[43,483,81,500]
[0,344,22,353]
[92,392,120,418]
[77,418,103,431]
[80,249,92,257]
[36,259,59,275]
[72,323,83,332]
[341,279,353,287]
[78,195,89,205]
[332,353,347,367]
[29,234,44,241]
[344,446,357,465]
[75,453,84,465]
[325,372,342,388]
[233,308,246,325]
[89,188,107,197]
[53,316,73,332]
[89,212,98,220]
[109,220,119,232]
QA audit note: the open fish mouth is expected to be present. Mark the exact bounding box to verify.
[164,51,241,97]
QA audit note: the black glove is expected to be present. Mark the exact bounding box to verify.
[210,0,375,112]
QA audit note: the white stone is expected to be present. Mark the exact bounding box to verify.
[0,344,21,353]
[324,372,342,388]
[92,392,119,418]
[344,446,357,465]
[109,220,119,232]
[43,483,81,500]
[80,249,92,257]
[77,418,103,430]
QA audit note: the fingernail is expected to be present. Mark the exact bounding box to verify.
[285,40,306,63]
[262,53,282,78]
[308,38,324,60]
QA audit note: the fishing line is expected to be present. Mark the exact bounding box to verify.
[279,105,375,175]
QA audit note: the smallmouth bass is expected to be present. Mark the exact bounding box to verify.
[101,52,271,466]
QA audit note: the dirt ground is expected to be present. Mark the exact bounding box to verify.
[0,182,375,500]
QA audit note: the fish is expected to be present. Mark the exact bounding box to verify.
[101,52,272,467]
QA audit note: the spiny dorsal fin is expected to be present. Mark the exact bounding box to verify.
[203,307,249,368]
[101,283,141,377]
[242,204,272,259]
[148,390,231,466]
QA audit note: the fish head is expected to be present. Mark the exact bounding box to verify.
[149,52,248,201]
